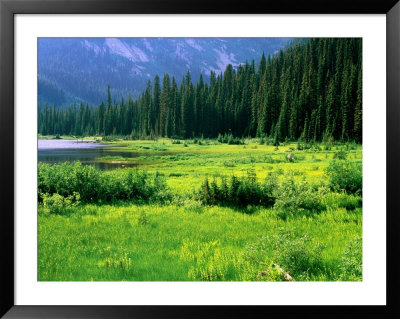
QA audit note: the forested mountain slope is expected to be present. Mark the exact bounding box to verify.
[39,38,362,143]
[38,38,291,106]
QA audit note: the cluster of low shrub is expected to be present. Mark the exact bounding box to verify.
[192,137,210,146]
[197,170,332,217]
[333,150,347,160]
[196,170,277,208]
[326,160,362,195]
[257,134,275,146]
[338,236,362,281]
[222,156,282,167]
[297,142,322,152]
[247,230,325,280]
[274,177,327,219]
[101,135,122,142]
[296,142,312,151]
[38,162,168,204]
[42,192,81,215]
[217,133,244,145]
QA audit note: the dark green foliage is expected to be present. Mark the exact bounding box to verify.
[197,170,276,208]
[38,162,166,203]
[38,39,362,144]
[333,150,347,160]
[216,133,244,145]
[326,160,362,195]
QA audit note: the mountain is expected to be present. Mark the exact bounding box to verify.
[38,38,293,107]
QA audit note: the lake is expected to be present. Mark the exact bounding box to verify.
[38,139,140,170]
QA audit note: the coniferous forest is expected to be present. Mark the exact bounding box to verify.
[38,38,362,143]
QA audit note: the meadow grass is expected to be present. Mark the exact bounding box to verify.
[38,138,362,281]
[38,202,361,281]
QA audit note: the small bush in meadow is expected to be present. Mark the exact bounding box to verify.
[197,170,276,208]
[333,150,347,160]
[274,177,327,215]
[326,160,362,195]
[138,211,148,225]
[338,237,362,281]
[42,192,80,215]
[271,231,325,279]
[247,231,325,280]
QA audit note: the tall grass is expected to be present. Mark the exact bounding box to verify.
[38,202,362,281]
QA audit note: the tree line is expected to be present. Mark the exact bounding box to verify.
[38,38,362,143]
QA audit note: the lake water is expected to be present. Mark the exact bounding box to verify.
[38,139,140,170]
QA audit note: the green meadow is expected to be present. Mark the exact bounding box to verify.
[38,138,362,281]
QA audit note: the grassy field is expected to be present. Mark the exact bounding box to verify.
[38,138,362,281]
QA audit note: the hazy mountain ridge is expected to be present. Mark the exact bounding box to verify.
[38,38,292,107]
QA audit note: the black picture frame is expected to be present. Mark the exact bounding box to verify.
[1,0,399,318]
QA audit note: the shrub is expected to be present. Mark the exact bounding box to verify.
[138,211,148,225]
[216,133,243,145]
[297,142,312,151]
[345,142,357,151]
[42,192,80,215]
[197,171,276,208]
[333,150,347,160]
[274,177,326,215]
[102,135,120,142]
[38,162,167,204]
[271,231,325,279]
[326,160,362,195]
[310,145,321,152]
[247,231,325,280]
[338,237,362,281]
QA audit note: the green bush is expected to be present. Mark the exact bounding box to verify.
[333,150,347,160]
[38,162,167,203]
[197,170,276,208]
[271,231,325,279]
[274,177,326,215]
[326,160,362,195]
[247,231,325,280]
[216,133,243,145]
[42,192,80,215]
[338,237,362,281]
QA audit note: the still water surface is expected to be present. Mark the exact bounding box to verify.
[38,139,139,170]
